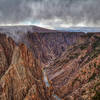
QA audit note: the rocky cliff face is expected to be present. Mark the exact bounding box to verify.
[0,26,100,100]
[0,26,84,64]
[25,32,84,64]
[0,26,85,100]
[0,34,54,100]
[46,33,100,100]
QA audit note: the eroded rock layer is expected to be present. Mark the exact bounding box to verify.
[0,27,100,100]
[0,34,54,100]
[46,33,100,100]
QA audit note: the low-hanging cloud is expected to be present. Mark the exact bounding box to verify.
[0,0,100,28]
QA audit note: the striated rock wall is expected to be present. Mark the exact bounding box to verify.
[25,32,84,64]
[0,34,54,100]
[0,29,84,64]
[45,33,100,100]
[0,28,100,100]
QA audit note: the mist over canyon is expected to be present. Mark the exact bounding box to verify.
[0,0,100,99]
[0,25,100,100]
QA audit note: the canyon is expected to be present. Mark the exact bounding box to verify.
[0,26,100,100]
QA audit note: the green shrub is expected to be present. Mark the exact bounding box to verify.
[80,43,88,50]
[88,73,96,82]
[92,91,100,100]
[94,62,97,68]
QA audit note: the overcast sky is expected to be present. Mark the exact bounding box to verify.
[0,0,100,29]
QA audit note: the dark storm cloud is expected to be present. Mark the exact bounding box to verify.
[0,0,32,23]
[0,0,100,27]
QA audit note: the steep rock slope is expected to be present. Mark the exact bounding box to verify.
[0,26,84,64]
[1,26,100,100]
[23,32,84,64]
[46,33,100,100]
[0,34,54,100]
[0,34,16,79]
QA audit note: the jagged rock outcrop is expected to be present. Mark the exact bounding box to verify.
[0,34,15,79]
[46,33,100,100]
[24,32,84,64]
[0,26,85,100]
[0,26,84,64]
[0,26,100,100]
[0,34,54,100]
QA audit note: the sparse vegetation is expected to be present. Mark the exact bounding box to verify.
[92,41,100,50]
[80,43,89,50]
[88,73,96,82]
[83,71,86,75]
[97,65,100,70]
[92,90,100,100]
[94,82,100,91]
[94,62,97,68]
[89,64,91,68]
[72,78,81,87]
[92,82,100,100]
[87,33,94,38]
[69,53,79,59]
[84,38,100,64]
[93,62,100,70]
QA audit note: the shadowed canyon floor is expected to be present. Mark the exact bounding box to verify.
[0,26,100,100]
